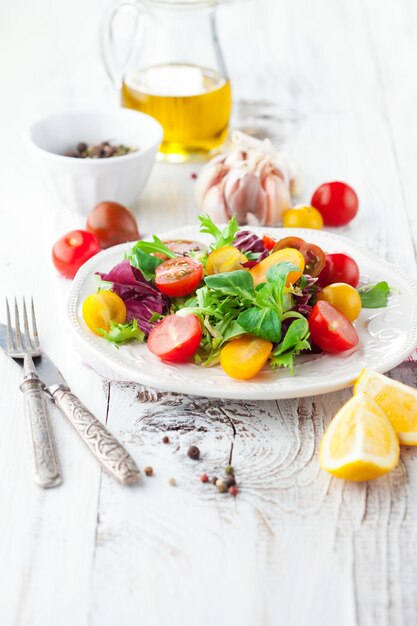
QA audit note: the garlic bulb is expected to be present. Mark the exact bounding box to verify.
[195,132,300,226]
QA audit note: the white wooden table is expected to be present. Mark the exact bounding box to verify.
[1,1,417,624]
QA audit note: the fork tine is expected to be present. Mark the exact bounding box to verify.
[31,298,40,349]
[22,298,32,350]
[14,298,24,350]
[5,298,14,351]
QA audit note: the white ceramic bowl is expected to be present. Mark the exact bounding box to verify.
[25,109,163,214]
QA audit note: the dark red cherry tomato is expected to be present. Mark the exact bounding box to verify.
[318,253,360,288]
[52,230,101,279]
[155,257,203,297]
[308,301,359,353]
[311,181,359,226]
[147,314,202,362]
[272,236,326,277]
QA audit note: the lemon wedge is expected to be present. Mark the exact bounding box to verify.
[354,368,417,445]
[319,392,400,481]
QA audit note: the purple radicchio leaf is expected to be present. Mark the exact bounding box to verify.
[292,275,320,318]
[233,230,267,254]
[97,260,169,335]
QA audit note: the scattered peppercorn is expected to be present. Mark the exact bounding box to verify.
[229,486,239,497]
[225,465,234,475]
[200,473,209,483]
[224,475,236,488]
[216,479,227,493]
[187,445,200,460]
[162,435,170,444]
[65,140,137,159]
[144,466,153,477]
[191,172,198,180]
[211,476,218,485]
[168,477,177,486]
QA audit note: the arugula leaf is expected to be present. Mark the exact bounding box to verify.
[238,307,282,342]
[131,235,176,259]
[204,270,256,301]
[129,247,164,280]
[358,281,391,308]
[198,214,239,250]
[98,320,145,346]
[270,317,310,373]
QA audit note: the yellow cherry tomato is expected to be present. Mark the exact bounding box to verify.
[82,290,127,334]
[205,245,248,275]
[220,336,273,380]
[283,205,324,229]
[317,282,362,321]
[250,248,305,287]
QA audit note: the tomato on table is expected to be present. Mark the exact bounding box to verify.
[52,230,101,279]
[82,290,126,334]
[205,246,248,275]
[272,237,325,278]
[250,248,305,286]
[262,235,277,251]
[147,314,202,362]
[220,335,273,380]
[317,282,362,321]
[311,181,359,226]
[86,201,139,248]
[318,253,360,288]
[155,257,203,297]
[282,205,323,229]
[308,301,359,353]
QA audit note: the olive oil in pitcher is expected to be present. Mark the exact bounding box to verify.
[122,63,232,161]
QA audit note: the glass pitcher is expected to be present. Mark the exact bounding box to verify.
[101,0,231,162]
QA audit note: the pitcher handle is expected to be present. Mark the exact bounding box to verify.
[100,0,142,89]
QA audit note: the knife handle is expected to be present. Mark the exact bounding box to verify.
[51,388,140,485]
[20,374,62,488]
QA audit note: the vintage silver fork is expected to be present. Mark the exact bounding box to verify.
[6,298,61,488]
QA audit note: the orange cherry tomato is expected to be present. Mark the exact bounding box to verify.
[317,282,362,321]
[249,248,305,287]
[82,290,126,334]
[206,246,248,275]
[283,205,323,229]
[220,336,273,380]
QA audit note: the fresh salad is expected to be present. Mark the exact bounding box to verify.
[82,215,390,380]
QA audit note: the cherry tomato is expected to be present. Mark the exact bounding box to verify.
[250,248,305,287]
[311,181,359,226]
[317,283,362,321]
[220,336,273,380]
[318,253,360,288]
[52,230,101,279]
[82,291,126,334]
[154,240,208,261]
[87,201,139,248]
[147,314,202,362]
[155,257,203,297]
[283,206,323,229]
[272,237,326,277]
[262,235,277,251]
[206,246,248,275]
[308,301,359,353]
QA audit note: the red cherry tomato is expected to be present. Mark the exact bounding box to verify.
[155,257,203,297]
[52,230,101,279]
[272,237,326,277]
[262,235,276,251]
[311,181,359,226]
[147,314,202,362]
[318,253,360,288]
[308,301,359,353]
[86,201,139,248]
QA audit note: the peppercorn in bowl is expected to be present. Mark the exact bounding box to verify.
[25,109,163,214]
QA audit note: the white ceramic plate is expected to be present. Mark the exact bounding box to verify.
[67,226,417,400]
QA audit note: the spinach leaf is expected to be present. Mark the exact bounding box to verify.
[358,281,391,308]
[129,247,164,280]
[204,270,256,302]
[98,320,145,346]
[270,317,310,373]
[198,214,239,250]
[238,307,282,342]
